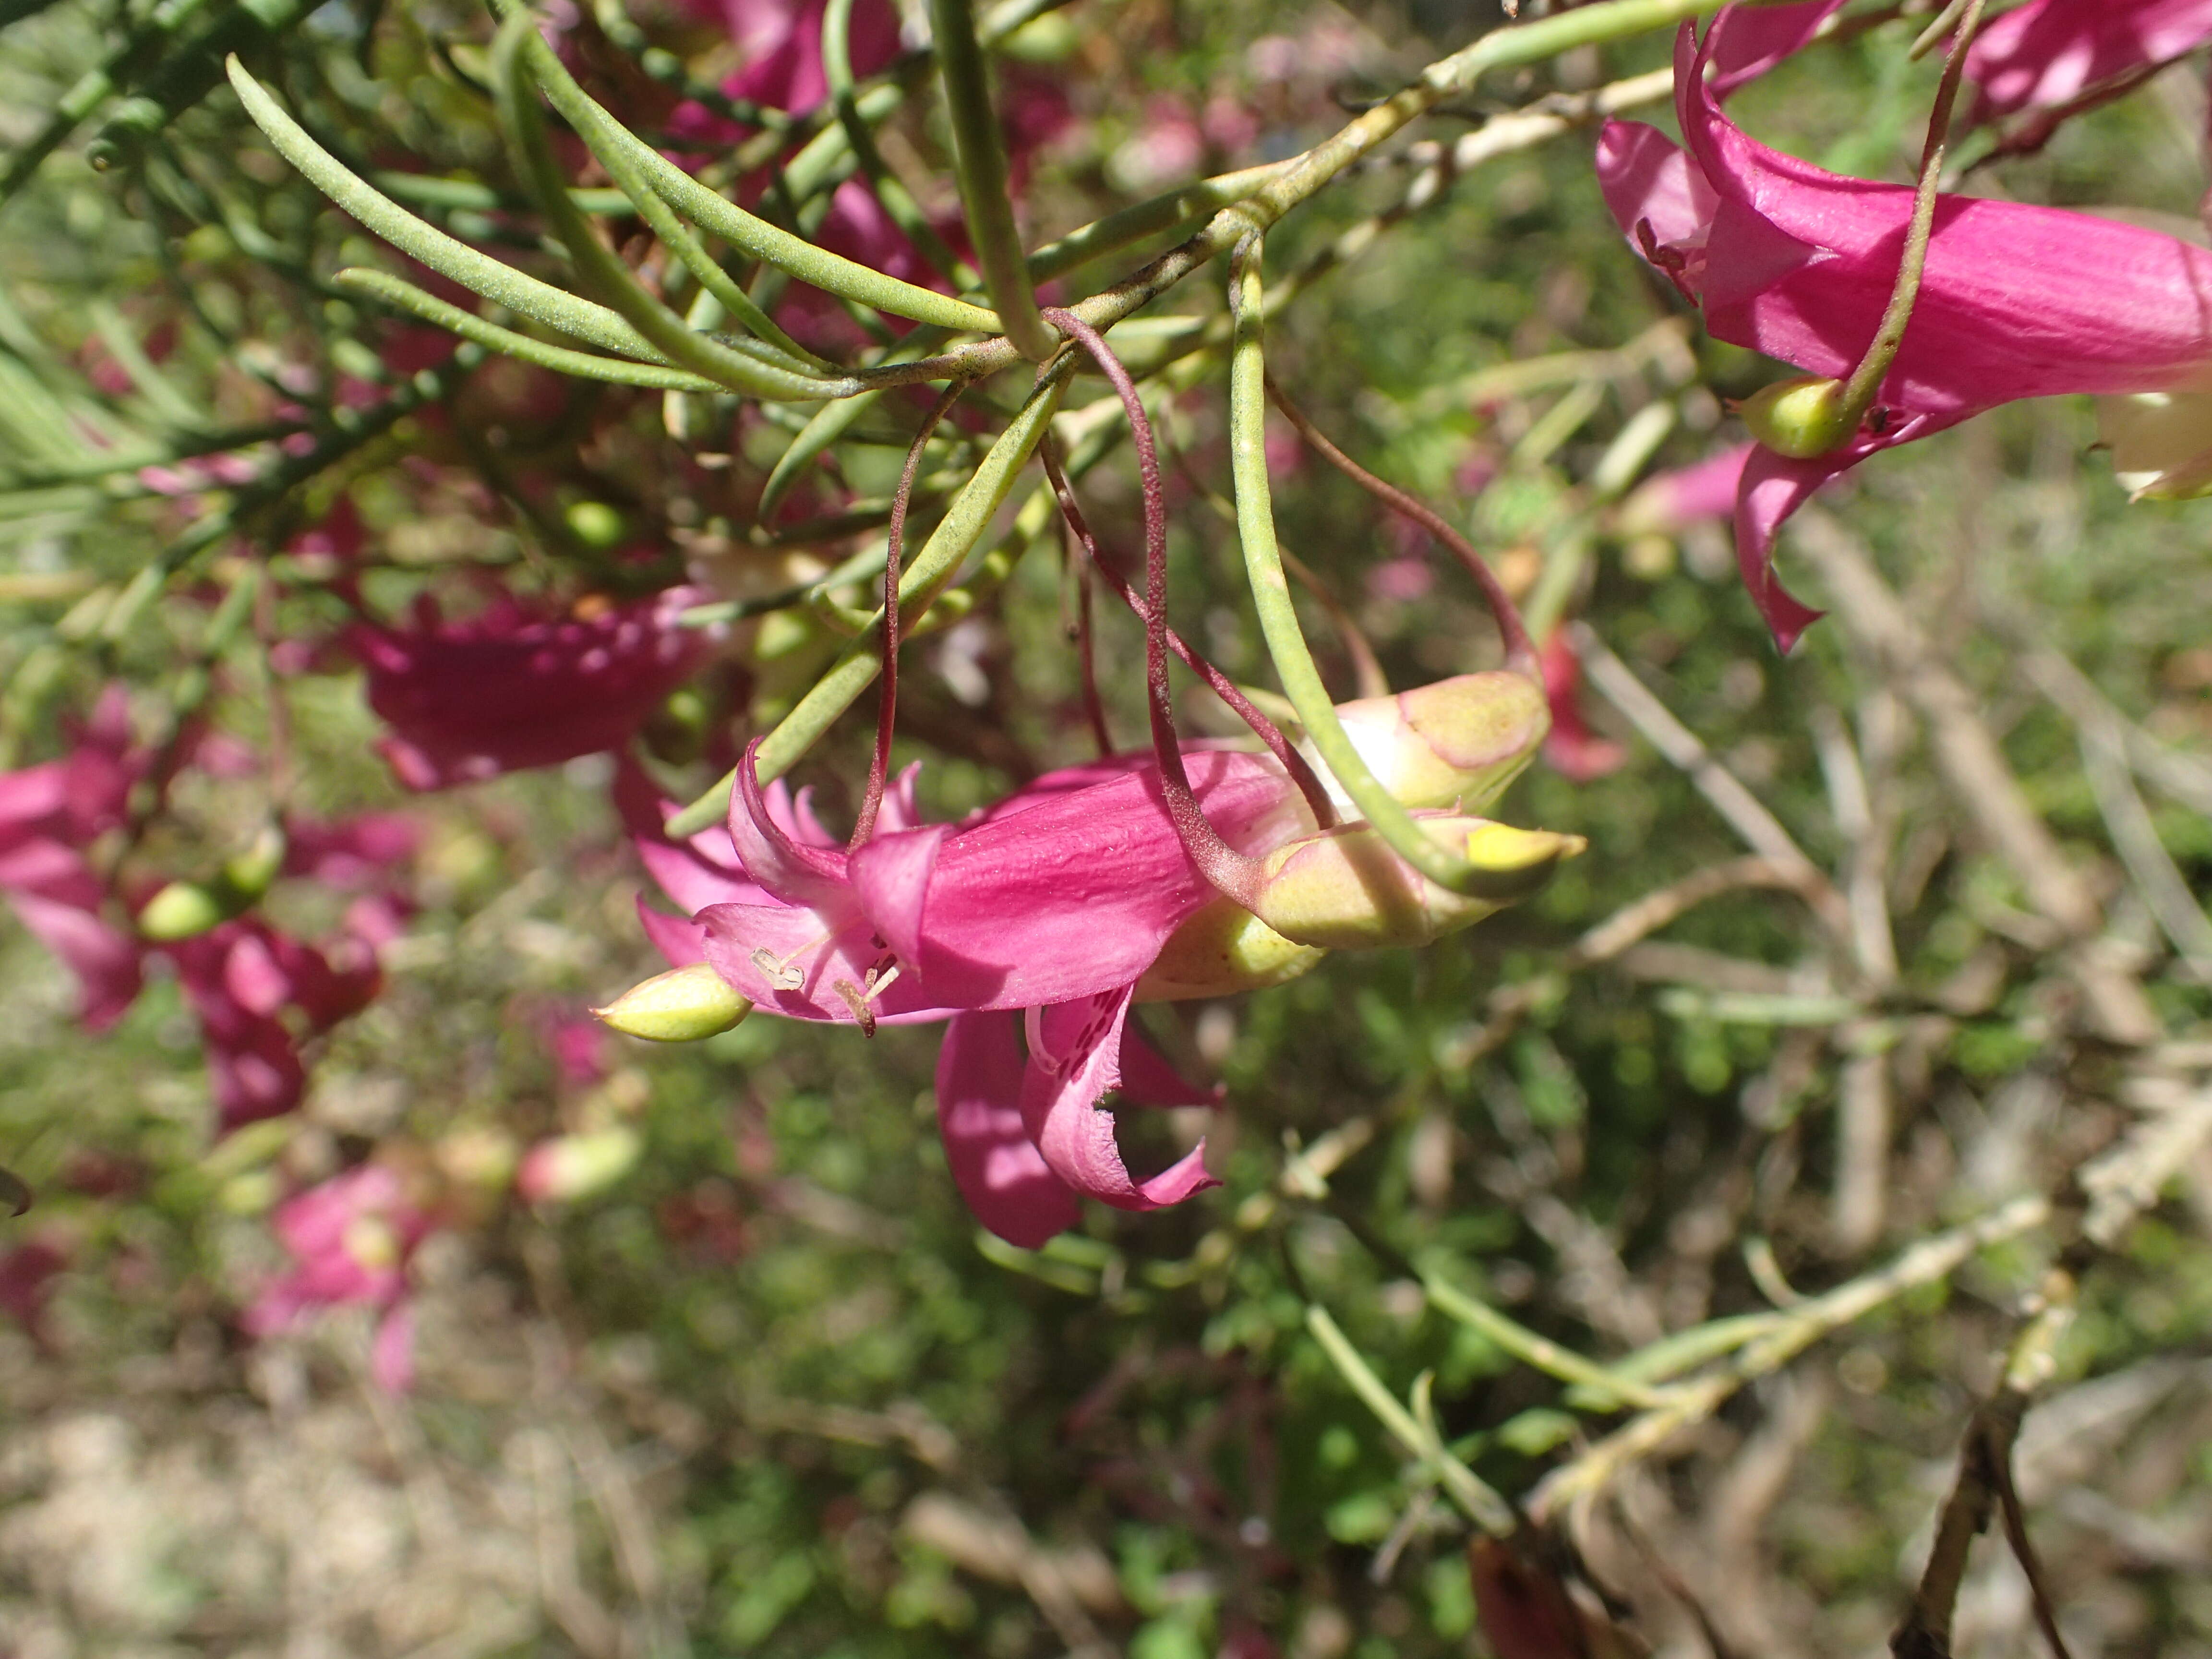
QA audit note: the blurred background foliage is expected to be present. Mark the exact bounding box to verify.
[0,0,2210,1655]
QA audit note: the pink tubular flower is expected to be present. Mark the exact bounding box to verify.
[1598,15,2212,648]
[1538,632,1627,784]
[1967,0,2212,131]
[1612,443,1754,539]
[0,687,144,1028]
[165,917,384,1130]
[350,587,714,790]
[243,1166,428,1393]
[626,674,1551,1247]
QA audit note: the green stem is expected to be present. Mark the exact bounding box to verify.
[1830,0,1985,424]
[1306,1306,1515,1535]
[1227,239,1489,894]
[664,361,1072,835]
[491,0,1004,337]
[370,171,636,218]
[1422,1275,1669,1410]
[491,16,855,402]
[503,13,821,369]
[759,391,884,526]
[335,269,729,392]
[928,0,1055,360]
[1025,162,1289,283]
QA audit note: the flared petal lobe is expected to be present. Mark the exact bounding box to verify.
[1706,0,1850,97]
[1019,992,1217,1214]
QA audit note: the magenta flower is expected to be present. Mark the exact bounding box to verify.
[0,686,144,1028]
[626,674,1550,1246]
[1967,0,2212,132]
[165,916,384,1130]
[243,1166,429,1393]
[1613,443,1754,539]
[1598,16,2212,647]
[1538,632,1626,785]
[350,586,714,790]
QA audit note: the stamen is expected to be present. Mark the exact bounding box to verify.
[859,963,902,1003]
[830,978,878,1037]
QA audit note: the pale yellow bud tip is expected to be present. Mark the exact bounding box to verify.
[594,962,752,1042]
[1463,822,1586,871]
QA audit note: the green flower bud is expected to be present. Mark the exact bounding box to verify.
[137,878,233,942]
[1327,671,1550,815]
[1740,376,1856,460]
[1137,898,1326,1002]
[220,823,287,902]
[1248,816,1583,951]
[594,962,752,1042]
[564,500,626,549]
[517,1127,641,1204]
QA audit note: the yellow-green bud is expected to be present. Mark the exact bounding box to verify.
[139,824,289,941]
[1137,899,1326,1003]
[565,500,626,549]
[1326,671,1550,815]
[517,1127,641,1204]
[1740,376,1856,460]
[1248,816,1584,951]
[220,823,287,901]
[594,962,752,1042]
[137,878,233,942]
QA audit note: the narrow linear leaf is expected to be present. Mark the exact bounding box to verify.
[490,16,859,403]
[224,56,669,363]
[493,2,1004,337]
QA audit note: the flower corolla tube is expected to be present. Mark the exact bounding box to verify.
[617,672,1575,1247]
[1597,13,2212,648]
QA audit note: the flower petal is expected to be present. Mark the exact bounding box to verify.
[697,900,953,1024]
[1706,0,1850,97]
[5,890,142,1030]
[1595,117,1719,270]
[730,740,847,904]
[1019,990,1219,1213]
[847,750,1307,1012]
[934,1011,1080,1247]
[1968,0,2212,121]
[848,822,948,973]
[637,896,710,969]
[1732,411,1965,652]
[370,1302,415,1394]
